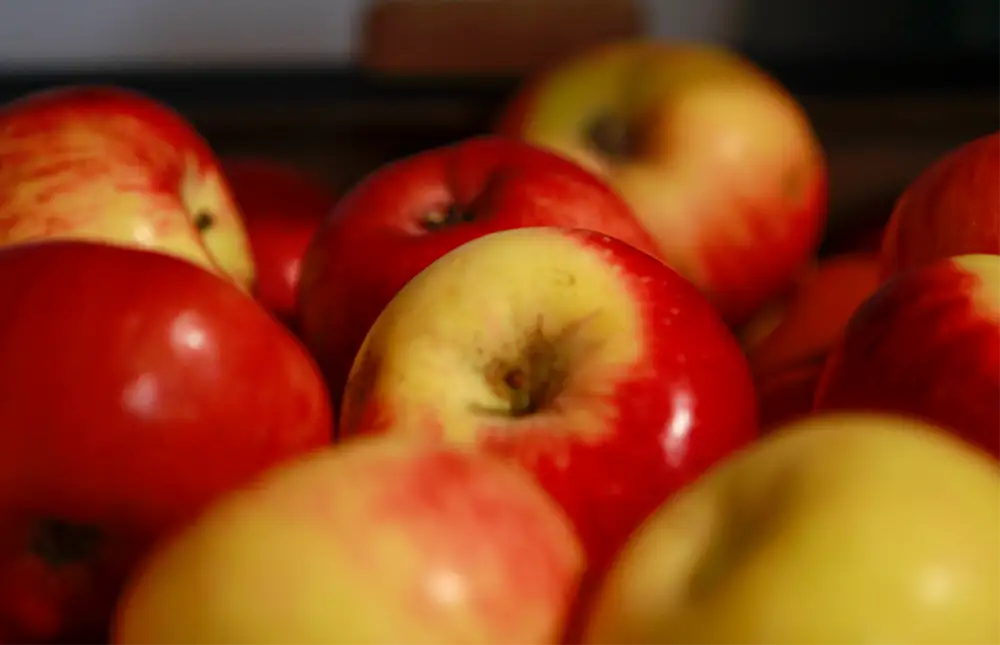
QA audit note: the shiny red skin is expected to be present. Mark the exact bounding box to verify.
[223,157,337,329]
[882,131,1000,278]
[299,136,662,408]
[340,228,759,577]
[815,258,1000,459]
[0,241,333,643]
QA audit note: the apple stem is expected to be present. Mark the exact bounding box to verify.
[421,204,477,231]
[31,519,102,567]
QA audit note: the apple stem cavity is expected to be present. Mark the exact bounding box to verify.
[587,114,639,160]
[420,204,478,232]
[31,518,103,567]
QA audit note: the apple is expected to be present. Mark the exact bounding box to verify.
[223,157,337,329]
[882,131,999,279]
[338,226,758,578]
[755,359,825,431]
[814,253,1000,459]
[112,435,584,644]
[495,41,828,325]
[0,241,333,643]
[0,84,255,291]
[297,135,663,408]
[582,412,1000,644]
[742,252,882,379]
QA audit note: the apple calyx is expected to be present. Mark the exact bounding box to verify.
[421,204,479,231]
[587,114,639,160]
[192,209,215,233]
[31,518,102,567]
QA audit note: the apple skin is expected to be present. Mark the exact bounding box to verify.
[223,157,337,329]
[0,241,333,643]
[112,435,584,644]
[297,135,663,409]
[882,131,999,279]
[495,41,828,325]
[742,252,882,379]
[338,226,758,578]
[755,359,825,431]
[815,254,1000,459]
[0,84,255,291]
[582,412,1000,644]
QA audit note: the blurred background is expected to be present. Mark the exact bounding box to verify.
[0,0,996,249]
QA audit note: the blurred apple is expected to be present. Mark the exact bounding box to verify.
[496,41,828,325]
[298,135,662,408]
[0,241,332,643]
[882,131,999,278]
[815,253,1000,458]
[742,252,882,379]
[754,359,825,431]
[113,436,584,645]
[339,226,758,576]
[583,412,1000,645]
[223,157,337,328]
[0,85,255,290]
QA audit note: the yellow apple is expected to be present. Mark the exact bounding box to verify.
[112,435,584,644]
[583,412,1000,644]
[0,85,255,291]
[496,41,828,325]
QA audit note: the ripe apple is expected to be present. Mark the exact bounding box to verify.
[814,253,1000,458]
[297,135,663,408]
[495,41,828,325]
[742,252,882,379]
[582,412,1000,644]
[112,435,584,644]
[0,241,333,643]
[0,84,255,291]
[223,157,337,329]
[882,131,999,278]
[338,226,758,577]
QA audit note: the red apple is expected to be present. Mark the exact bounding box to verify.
[338,226,758,580]
[755,359,825,431]
[298,135,663,408]
[0,241,333,643]
[0,85,255,291]
[223,157,337,329]
[495,41,828,325]
[113,436,584,644]
[815,254,1000,458]
[882,131,1000,278]
[743,252,882,378]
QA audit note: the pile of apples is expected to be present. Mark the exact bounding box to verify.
[0,41,996,645]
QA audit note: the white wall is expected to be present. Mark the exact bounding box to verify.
[0,0,992,70]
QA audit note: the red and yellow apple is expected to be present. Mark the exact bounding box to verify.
[297,135,662,408]
[882,131,999,279]
[223,157,337,328]
[113,436,584,644]
[0,85,255,291]
[338,226,758,576]
[495,41,828,325]
[582,412,1000,644]
[0,241,332,643]
[815,253,1000,458]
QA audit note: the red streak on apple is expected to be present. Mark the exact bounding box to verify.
[0,241,332,642]
[882,131,1000,278]
[815,256,1000,458]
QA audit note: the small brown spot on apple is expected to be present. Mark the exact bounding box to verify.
[193,209,215,232]
[782,165,808,205]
